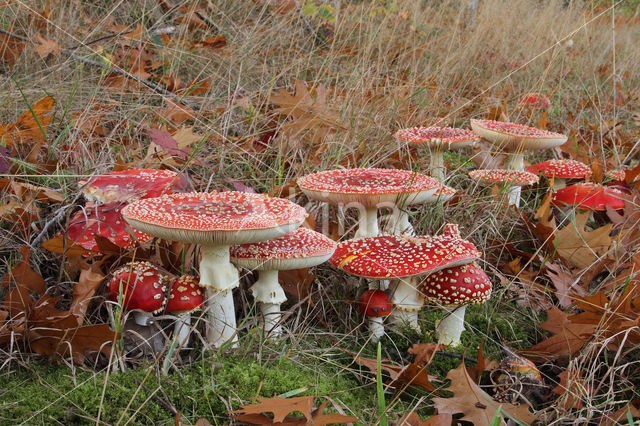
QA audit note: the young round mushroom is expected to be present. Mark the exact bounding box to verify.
[358,289,392,342]
[418,262,491,346]
[108,261,169,326]
[526,159,591,190]
[329,227,481,331]
[394,127,479,182]
[468,169,539,206]
[230,227,336,337]
[121,192,307,348]
[166,275,203,347]
[298,168,439,238]
[66,202,152,253]
[79,169,187,204]
[470,119,567,206]
[551,183,625,221]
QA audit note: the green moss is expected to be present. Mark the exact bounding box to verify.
[0,356,372,425]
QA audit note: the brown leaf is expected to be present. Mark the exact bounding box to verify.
[0,96,54,162]
[554,212,613,269]
[545,263,585,308]
[69,268,104,325]
[432,362,537,425]
[280,268,315,301]
[2,246,47,296]
[408,342,443,366]
[29,320,116,363]
[399,412,453,426]
[0,29,25,66]
[35,34,61,58]
[41,236,89,256]
[192,35,227,50]
[552,369,585,410]
[146,128,189,161]
[230,396,314,423]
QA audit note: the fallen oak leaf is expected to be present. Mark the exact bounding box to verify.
[69,268,105,325]
[399,412,453,425]
[553,212,613,269]
[230,395,314,423]
[34,34,60,57]
[545,262,585,308]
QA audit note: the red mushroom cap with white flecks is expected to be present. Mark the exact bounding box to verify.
[423,185,457,203]
[230,227,337,271]
[394,127,478,149]
[605,169,626,182]
[79,169,187,204]
[166,275,203,313]
[470,119,567,150]
[329,233,481,279]
[298,168,440,207]
[66,202,151,252]
[418,262,491,306]
[358,290,392,318]
[526,160,591,180]
[551,183,625,211]
[121,192,308,245]
[108,261,169,313]
[517,93,550,110]
[469,169,539,186]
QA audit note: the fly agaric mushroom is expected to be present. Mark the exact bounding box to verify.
[66,202,151,252]
[551,183,625,221]
[517,93,550,110]
[166,275,203,347]
[79,169,187,204]
[358,289,392,342]
[298,168,439,238]
[329,226,481,331]
[526,159,591,190]
[418,261,491,346]
[468,169,539,206]
[108,261,169,326]
[605,169,626,183]
[470,119,567,206]
[121,192,307,348]
[230,227,336,337]
[394,127,479,182]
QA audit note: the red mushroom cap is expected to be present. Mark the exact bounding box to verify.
[230,227,337,271]
[79,169,187,204]
[526,159,591,180]
[121,192,307,245]
[469,169,539,186]
[108,261,168,313]
[605,169,626,182]
[298,168,440,207]
[470,119,567,150]
[394,127,478,149]
[66,202,152,252]
[358,290,392,317]
[551,183,625,211]
[166,275,203,313]
[418,262,492,306]
[329,230,481,279]
[517,93,550,110]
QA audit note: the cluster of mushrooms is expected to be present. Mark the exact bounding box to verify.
[66,101,627,348]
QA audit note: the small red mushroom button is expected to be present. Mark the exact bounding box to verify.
[358,290,392,342]
[166,275,203,347]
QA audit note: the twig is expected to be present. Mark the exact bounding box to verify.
[0,28,200,111]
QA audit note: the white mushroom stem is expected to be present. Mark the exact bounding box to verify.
[506,152,525,207]
[199,245,240,348]
[436,305,467,347]
[368,316,385,342]
[388,277,422,332]
[429,148,446,183]
[355,207,379,238]
[250,269,287,337]
[552,178,567,190]
[383,208,415,236]
[173,312,192,347]
[134,311,153,326]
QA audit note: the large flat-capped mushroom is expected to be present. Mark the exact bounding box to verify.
[329,227,481,331]
[79,169,187,204]
[470,119,567,206]
[418,261,491,346]
[108,261,169,326]
[230,227,336,337]
[526,159,591,190]
[468,169,539,206]
[121,191,307,348]
[298,168,439,238]
[395,127,479,182]
[166,275,203,348]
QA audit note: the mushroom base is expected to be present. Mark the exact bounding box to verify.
[368,316,384,342]
[134,311,153,326]
[250,270,286,338]
[436,305,467,346]
[389,278,422,332]
[205,288,238,348]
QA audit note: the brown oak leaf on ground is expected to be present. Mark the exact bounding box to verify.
[553,212,613,270]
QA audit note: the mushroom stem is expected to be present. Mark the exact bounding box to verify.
[355,207,379,238]
[173,312,192,347]
[436,305,467,346]
[552,177,567,190]
[383,208,414,236]
[429,148,446,183]
[368,316,384,342]
[134,311,153,326]
[388,277,422,332]
[200,245,239,347]
[250,269,287,337]
[506,152,525,207]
